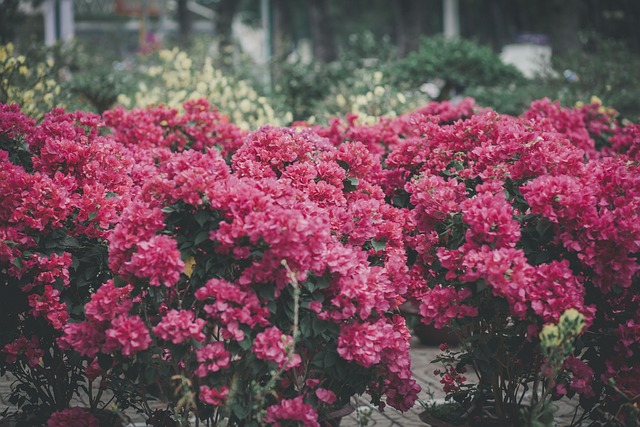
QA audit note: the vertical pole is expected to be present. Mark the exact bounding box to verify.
[261,0,272,89]
[443,0,460,38]
[43,0,56,46]
[158,0,168,43]
[54,0,61,41]
[140,0,149,49]
[60,0,74,43]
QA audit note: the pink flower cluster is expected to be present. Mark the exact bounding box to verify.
[262,396,320,427]
[153,309,206,344]
[253,326,301,369]
[2,336,44,367]
[46,407,99,427]
[2,94,639,423]
[58,280,151,358]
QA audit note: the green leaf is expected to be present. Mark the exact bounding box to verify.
[392,191,410,208]
[322,351,338,368]
[194,210,209,227]
[535,218,553,240]
[306,275,330,292]
[336,160,350,171]
[231,401,251,419]
[144,365,157,384]
[371,238,386,251]
[11,257,23,269]
[97,354,113,371]
[194,230,210,246]
[60,235,81,249]
[342,177,359,192]
[312,317,329,335]
[300,315,313,337]
[238,336,252,351]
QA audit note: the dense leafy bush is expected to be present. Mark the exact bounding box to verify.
[549,36,640,120]
[63,67,134,113]
[388,35,526,97]
[0,43,61,118]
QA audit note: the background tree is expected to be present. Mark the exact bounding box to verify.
[176,0,191,47]
[393,0,429,57]
[307,0,336,62]
[213,0,239,63]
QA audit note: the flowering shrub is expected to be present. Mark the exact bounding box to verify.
[0,103,133,424]
[117,48,292,129]
[311,69,429,125]
[0,44,61,119]
[1,94,638,426]
[380,98,639,426]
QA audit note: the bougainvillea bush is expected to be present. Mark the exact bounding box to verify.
[1,95,639,426]
[373,98,640,426]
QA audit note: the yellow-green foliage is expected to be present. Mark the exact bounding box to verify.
[0,43,61,118]
[118,48,291,130]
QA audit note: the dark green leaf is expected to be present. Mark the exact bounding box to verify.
[342,177,359,192]
[11,257,23,269]
[194,230,210,246]
[371,238,386,251]
[194,210,209,227]
[60,235,81,249]
[231,401,251,419]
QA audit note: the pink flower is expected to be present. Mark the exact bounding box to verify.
[418,285,478,329]
[125,234,185,287]
[28,285,69,329]
[263,396,320,427]
[58,321,106,359]
[84,358,102,382]
[107,200,166,273]
[47,407,99,427]
[460,190,521,249]
[195,342,231,377]
[199,385,229,406]
[529,261,594,325]
[84,280,134,323]
[3,336,44,367]
[104,315,152,356]
[195,278,270,332]
[315,388,337,404]
[564,356,595,398]
[308,301,322,313]
[253,326,301,369]
[152,309,206,344]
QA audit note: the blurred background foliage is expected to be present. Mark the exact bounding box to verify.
[1,0,640,123]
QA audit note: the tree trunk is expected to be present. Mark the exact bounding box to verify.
[176,0,191,47]
[308,0,336,62]
[549,0,581,55]
[487,0,508,50]
[272,0,293,60]
[213,0,239,63]
[394,0,428,58]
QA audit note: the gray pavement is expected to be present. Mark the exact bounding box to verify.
[339,338,444,427]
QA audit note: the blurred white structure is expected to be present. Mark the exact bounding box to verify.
[43,0,75,45]
[500,43,553,79]
[443,0,460,38]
